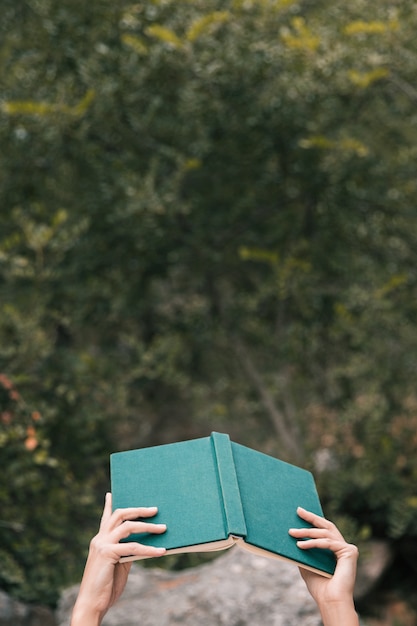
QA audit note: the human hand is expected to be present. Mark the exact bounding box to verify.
[71,492,167,626]
[289,507,359,626]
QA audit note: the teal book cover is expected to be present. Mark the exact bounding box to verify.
[230,442,336,576]
[110,432,336,576]
[110,434,245,552]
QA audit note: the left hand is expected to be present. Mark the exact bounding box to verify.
[71,493,167,625]
[288,506,359,624]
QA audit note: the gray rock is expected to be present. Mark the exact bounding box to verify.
[0,590,55,626]
[57,548,323,626]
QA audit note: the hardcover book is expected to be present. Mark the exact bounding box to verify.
[110,432,336,577]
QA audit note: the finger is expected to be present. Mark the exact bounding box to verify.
[99,492,113,530]
[289,527,331,540]
[289,524,343,540]
[294,537,336,550]
[294,537,353,555]
[117,542,167,559]
[296,509,345,542]
[114,520,167,541]
[296,507,333,529]
[109,506,160,529]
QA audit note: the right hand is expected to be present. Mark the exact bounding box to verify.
[71,493,167,625]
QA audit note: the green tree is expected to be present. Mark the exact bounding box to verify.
[1,0,417,608]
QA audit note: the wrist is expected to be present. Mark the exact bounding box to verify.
[71,602,103,626]
[317,598,359,626]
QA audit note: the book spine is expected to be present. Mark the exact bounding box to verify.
[211,432,247,538]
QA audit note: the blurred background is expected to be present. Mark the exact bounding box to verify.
[1,0,417,623]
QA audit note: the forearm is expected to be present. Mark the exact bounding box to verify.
[70,602,103,626]
[318,598,359,626]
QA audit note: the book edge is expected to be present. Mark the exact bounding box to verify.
[235,537,333,578]
[118,537,236,563]
[119,535,333,577]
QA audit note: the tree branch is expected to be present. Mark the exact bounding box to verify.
[234,339,303,462]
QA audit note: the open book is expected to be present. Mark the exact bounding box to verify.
[110,432,336,577]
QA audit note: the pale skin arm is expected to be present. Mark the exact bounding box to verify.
[70,493,167,626]
[71,496,358,626]
[289,507,359,626]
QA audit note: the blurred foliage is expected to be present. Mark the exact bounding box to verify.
[0,373,103,605]
[1,0,417,608]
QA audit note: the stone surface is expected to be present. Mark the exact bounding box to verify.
[57,548,322,626]
[0,591,55,626]
[2,538,390,625]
